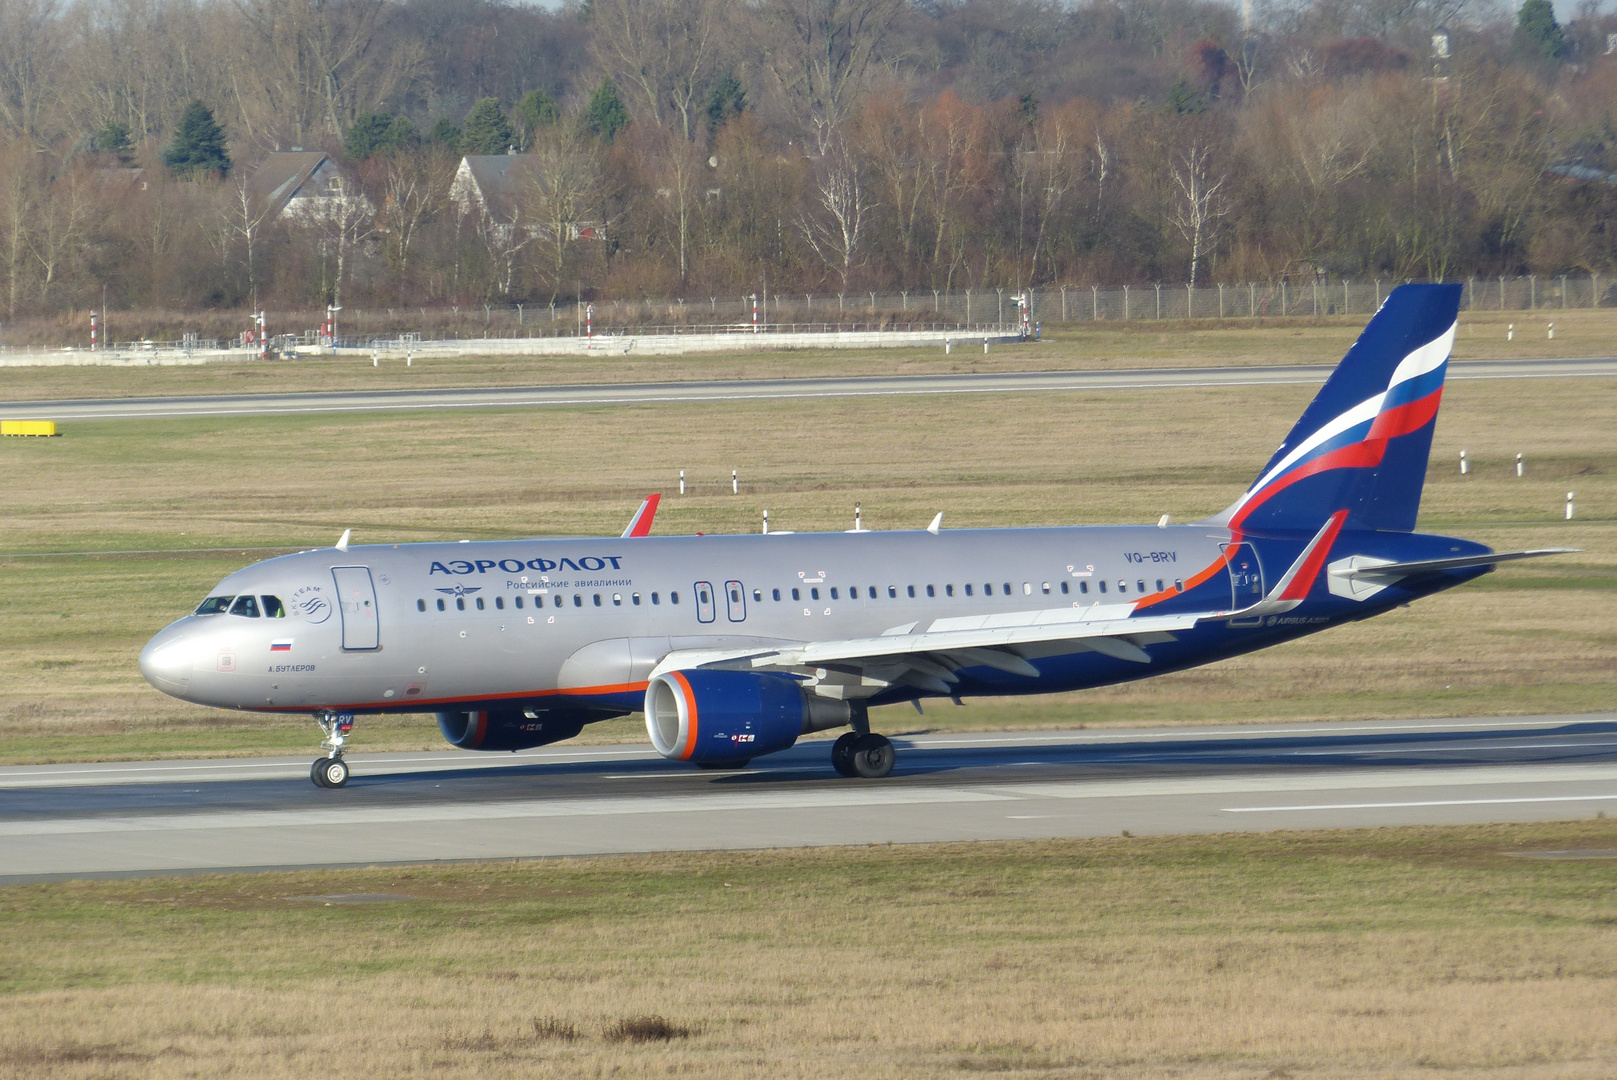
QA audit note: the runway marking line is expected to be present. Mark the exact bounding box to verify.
[1224,793,1617,813]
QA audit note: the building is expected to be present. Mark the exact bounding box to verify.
[451,154,603,241]
[248,152,371,221]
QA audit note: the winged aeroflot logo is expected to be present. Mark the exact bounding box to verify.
[435,585,482,597]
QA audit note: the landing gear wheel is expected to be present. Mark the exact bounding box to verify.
[310,759,329,787]
[852,734,895,779]
[831,732,861,777]
[314,756,349,788]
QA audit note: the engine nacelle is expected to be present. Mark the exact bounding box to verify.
[645,669,851,764]
[437,709,587,751]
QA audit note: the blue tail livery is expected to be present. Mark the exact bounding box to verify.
[140,284,1574,786]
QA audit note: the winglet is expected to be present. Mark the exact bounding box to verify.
[621,494,661,538]
[335,528,351,552]
[927,512,943,535]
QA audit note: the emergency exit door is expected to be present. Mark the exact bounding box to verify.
[332,566,380,650]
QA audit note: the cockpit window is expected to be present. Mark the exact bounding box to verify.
[194,596,234,615]
[229,595,261,618]
[261,595,286,618]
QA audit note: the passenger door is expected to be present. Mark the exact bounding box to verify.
[331,566,380,650]
[1221,544,1264,626]
[694,581,716,624]
[724,580,746,622]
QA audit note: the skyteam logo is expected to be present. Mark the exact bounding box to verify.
[435,585,481,597]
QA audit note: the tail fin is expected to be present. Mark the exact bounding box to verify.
[1214,282,1461,534]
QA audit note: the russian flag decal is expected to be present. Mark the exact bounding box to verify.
[270,640,293,652]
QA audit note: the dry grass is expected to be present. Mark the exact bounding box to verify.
[2,823,1617,1077]
[1,306,1614,403]
[0,370,1611,762]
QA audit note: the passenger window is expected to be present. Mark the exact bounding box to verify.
[1174,579,1184,592]
[1099,581,1107,594]
[194,595,233,615]
[611,594,621,606]
[456,598,466,610]
[869,586,878,599]
[810,587,820,600]
[229,595,260,618]
[497,596,506,609]
[888,586,897,598]
[573,595,582,607]
[1155,579,1163,592]
[1138,580,1146,593]
[475,597,485,610]
[926,585,935,597]
[1004,583,1013,595]
[417,599,426,612]
[753,589,762,602]
[633,593,641,605]
[1118,580,1128,593]
[261,595,286,617]
[671,592,680,604]
[1042,582,1050,594]
[437,598,446,611]
[652,592,661,604]
[946,585,954,597]
[515,596,524,609]
[907,585,915,598]
[554,594,562,607]
[772,588,781,601]
[593,594,602,607]
[964,584,973,596]
[791,588,800,601]
[831,587,840,599]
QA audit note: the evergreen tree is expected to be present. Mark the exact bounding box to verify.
[519,89,559,132]
[162,101,231,178]
[92,119,134,163]
[1517,0,1566,60]
[587,79,629,142]
[1165,76,1206,115]
[462,97,516,154]
[428,117,463,154]
[345,112,415,160]
[705,73,746,136]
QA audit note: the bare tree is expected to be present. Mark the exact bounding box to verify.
[28,158,91,302]
[305,172,375,309]
[520,126,604,298]
[589,0,726,141]
[377,150,452,278]
[1169,143,1227,287]
[757,0,904,155]
[0,137,38,316]
[0,0,65,138]
[218,172,274,309]
[798,138,871,288]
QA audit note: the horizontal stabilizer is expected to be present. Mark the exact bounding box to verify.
[1338,548,1578,580]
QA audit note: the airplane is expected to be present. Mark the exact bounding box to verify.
[140,283,1572,788]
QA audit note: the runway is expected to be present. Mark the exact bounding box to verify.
[3,713,1615,883]
[3,357,1615,421]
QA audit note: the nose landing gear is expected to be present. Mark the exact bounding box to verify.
[310,711,355,788]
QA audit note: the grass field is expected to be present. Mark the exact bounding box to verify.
[0,307,1612,403]
[3,822,1617,1078]
[0,362,1611,764]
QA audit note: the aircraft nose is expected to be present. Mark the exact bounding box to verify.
[139,623,197,694]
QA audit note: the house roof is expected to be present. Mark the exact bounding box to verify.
[247,152,330,216]
[459,154,541,222]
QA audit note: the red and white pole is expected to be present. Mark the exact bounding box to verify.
[258,312,267,359]
[752,293,758,334]
[89,310,97,351]
[586,303,593,339]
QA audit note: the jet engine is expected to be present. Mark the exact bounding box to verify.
[437,709,588,751]
[644,669,851,765]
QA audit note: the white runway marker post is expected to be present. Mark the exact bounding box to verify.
[679,470,685,496]
[732,470,738,494]
[1460,450,1469,475]
[1548,321,1555,340]
[1508,323,1515,341]
[1516,453,1524,477]
[1567,492,1575,520]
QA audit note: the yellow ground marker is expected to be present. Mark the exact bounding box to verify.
[1,419,57,436]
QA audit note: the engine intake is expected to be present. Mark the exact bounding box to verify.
[645,670,850,764]
[437,709,587,751]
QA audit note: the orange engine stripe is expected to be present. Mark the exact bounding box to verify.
[670,671,699,760]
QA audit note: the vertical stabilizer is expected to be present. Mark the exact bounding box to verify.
[1214,283,1461,534]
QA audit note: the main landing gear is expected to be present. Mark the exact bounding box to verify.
[310,711,355,788]
[830,704,895,779]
